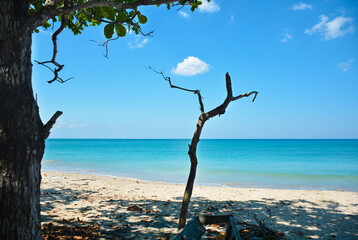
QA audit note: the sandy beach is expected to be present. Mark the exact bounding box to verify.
[41,171,358,239]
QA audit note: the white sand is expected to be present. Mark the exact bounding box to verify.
[41,171,358,239]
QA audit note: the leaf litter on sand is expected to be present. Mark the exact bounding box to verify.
[41,221,102,240]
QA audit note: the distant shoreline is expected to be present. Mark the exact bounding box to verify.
[41,168,358,193]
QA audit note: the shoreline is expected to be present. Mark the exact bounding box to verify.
[41,168,358,193]
[41,170,358,239]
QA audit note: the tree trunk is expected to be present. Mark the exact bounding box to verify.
[178,116,206,229]
[176,74,258,229]
[0,0,44,238]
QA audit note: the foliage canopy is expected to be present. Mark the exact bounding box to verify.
[29,0,204,39]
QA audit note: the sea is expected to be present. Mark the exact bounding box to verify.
[42,139,358,192]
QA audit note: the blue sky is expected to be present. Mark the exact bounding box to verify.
[32,0,358,139]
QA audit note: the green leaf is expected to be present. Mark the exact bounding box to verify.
[129,11,136,17]
[117,12,127,22]
[34,28,39,33]
[101,6,115,21]
[138,14,147,24]
[42,22,51,28]
[115,24,126,37]
[104,23,114,39]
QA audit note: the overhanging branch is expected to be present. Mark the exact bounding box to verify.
[90,30,154,58]
[23,0,193,35]
[35,14,74,83]
[90,37,120,59]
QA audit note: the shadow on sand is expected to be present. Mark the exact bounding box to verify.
[41,184,358,240]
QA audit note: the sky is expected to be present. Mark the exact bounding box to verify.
[32,0,358,139]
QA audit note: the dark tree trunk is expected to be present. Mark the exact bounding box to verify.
[178,116,206,229]
[0,0,45,238]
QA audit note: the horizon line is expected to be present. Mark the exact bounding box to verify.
[47,138,358,140]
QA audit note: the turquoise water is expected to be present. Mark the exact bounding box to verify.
[43,139,358,191]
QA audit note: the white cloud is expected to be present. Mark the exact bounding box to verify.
[55,119,86,129]
[54,119,65,129]
[228,15,236,24]
[68,123,86,128]
[325,16,354,39]
[179,11,189,18]
[281,34,293,42]
[291,2,313,11]
[199,0,220,13]
[281,33,293,42]
[336,59,354,72]
[172,56,210,76]
[281,29,294,42]
[128,36,149,49]
[305,15,354,40]
[306,15,329,35]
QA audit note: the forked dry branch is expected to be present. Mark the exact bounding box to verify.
[149,67,258,229]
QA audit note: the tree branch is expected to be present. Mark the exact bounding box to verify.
[43,111,63,139]
[232,91,258,102]
[147,66,205,113]
[225,72,233,100]
[205,72,258,120]
[23,0,192,35]
[82,8,139,25]
[90,30,154,58]
[35,14,74,83]
[90,37,120,58]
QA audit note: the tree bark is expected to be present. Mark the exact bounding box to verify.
[178,115,206,229]
[0,0,45,238]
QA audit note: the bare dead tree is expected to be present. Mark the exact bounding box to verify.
[149,67,258,229]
